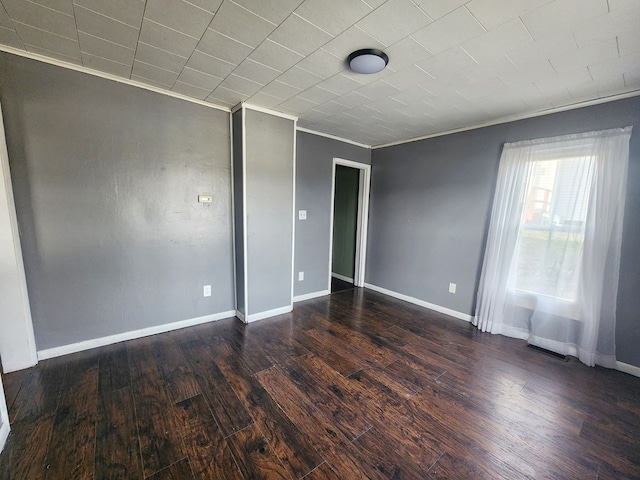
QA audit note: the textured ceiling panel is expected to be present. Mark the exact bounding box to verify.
[0,0,638,146]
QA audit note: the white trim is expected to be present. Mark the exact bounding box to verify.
[364,283,473,322]
[372,90,640,149]
[231,102,243,114]
[331,273,354,283]
[37,310,236,360]
[244,103,298,121]
[0,102,38,373]
[230,112,237,313]
[246,305,292,323]
[235,310,246,322]
[241,105,249,321]
[291,118,298,305]
[293,290,330,302]
[296,126,371,149]
[616,361,640,378]
[0,422,9,455]
[329,158,371,290]
[0,45,230,113]
[0,372,9,454]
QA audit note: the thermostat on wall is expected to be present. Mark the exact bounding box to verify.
[198,194,213,204]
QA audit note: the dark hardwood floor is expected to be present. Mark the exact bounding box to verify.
[1,288,639,479]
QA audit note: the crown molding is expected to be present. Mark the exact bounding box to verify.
[296,126,371,149]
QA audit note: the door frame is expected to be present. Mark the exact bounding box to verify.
[0,101,38,373]
[328,158,371,289]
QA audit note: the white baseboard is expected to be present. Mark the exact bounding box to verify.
[364,283,473,322]
[293,290,330,302]
[332,273,354,283]
[0,422,9,455]
[37,310,236,360]
[235,310,246,322]
[616,361,640,378]
[246,305,293,323]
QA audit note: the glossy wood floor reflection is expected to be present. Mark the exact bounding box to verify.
[2,289,640,479]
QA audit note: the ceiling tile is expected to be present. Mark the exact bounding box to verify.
[416,46,477,79]
[196,28,252,65]
[277,95,316,114]
[298,85,338,103]
[588,52,640,81]
[618,31,640,57]
[232,58,282,85]
[206,85,249,106]
[0,4,12,28]
[355,79,401,100]
[571,4,639,48]
[466,0,553,30]
[247,90,284,108]
[268,13,332,56]
[277,65,323,90]
[294,0,372,36]
[412,0,466,20]
[382,37,433,71]
[0,26,23,48]
[456,77,506,101]
[171,80,212,99]
[2,0,76,39]
[24,42,81,63]
[521,0,609,41]
[78,31,135,66]
[184,0,222,14]
[623,69,640,88]
[292,48,343,79]
[13,21,81,59]
[316,73,361,95]
[248,39,304,72]
[411,7,486,55]
[134,41,188,74]
[209,1,277,48]
[132,60,180,87]
[312,100,350,115]
[322,25,385,61]
[75,5,140,49]
[550,37,619,75]
[357,0,432,46]
[72,0,145,28]
[176,67,222,90]
[260,79,302,100]
[30,0,74,16]
[381,65,434,90]
[505,31,577,69]
[138,19,198,58]
[144,0,214,39]
[185,49,236,78]
[81,52,132,76]
[535,67,592,94]
[457,55,517,84]
[498,58,556,87]
[461,19,533,63]
[218,74,263,96]
[232,0,303,24]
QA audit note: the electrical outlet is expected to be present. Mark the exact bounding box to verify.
[298,271,304,281]
[449,283,456,294]
[298,210,307,220]
[203,285,211,297]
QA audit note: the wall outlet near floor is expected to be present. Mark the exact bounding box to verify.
[203,285,211,297]
[449,282,456,294]
[298,271,304,281]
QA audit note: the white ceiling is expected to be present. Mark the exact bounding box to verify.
[0,0,638,146]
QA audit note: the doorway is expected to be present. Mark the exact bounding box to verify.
[328,158,371,293]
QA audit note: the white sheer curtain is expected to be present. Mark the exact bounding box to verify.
[474,127,632,367]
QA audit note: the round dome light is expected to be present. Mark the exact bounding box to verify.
[347,49,389,74]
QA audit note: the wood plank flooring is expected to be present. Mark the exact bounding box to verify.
[1,288,640,479]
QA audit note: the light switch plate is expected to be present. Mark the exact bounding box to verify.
[198,194,213,204]
[298,210,307,220]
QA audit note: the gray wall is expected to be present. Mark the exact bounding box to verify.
[232,109,245,316]
[245,109,294,315]
[367,96,640,368]
[294,131,371,297]
[0,53,235,350]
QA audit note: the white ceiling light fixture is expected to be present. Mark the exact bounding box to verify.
[348,49,389,74]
